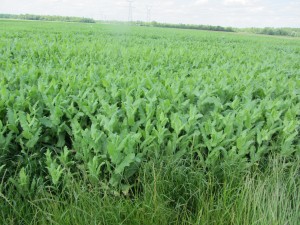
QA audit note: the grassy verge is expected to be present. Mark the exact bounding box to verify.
[1,155,299,225]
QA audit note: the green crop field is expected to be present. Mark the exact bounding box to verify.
[0,20,300,224]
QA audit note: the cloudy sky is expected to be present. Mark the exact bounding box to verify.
[0,0,299,27]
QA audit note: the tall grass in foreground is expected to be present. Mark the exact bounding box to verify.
[1,156,299,225]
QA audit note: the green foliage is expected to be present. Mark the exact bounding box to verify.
[137,21,235,32]
[45,149,64,186]
[0,20,299,193]
[0,13,95,23]
[1,157,300,225]
[238,27,300,37]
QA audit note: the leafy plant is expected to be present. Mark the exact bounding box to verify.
[0,19,299,192]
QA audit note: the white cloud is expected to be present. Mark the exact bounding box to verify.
[194,0,209,5]
[0,0,299,27]
[224,0,249,5]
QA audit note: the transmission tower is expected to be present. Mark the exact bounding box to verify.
[146,6,151,23]
[99,12,105,21]
[128,0,134,22]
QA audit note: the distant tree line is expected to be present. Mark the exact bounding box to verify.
[137,21,235,32]
[1,14,298,37]
[106,20,300,37]
[100,20,234,32]
[237,27,300,37]
[0,14,95,23]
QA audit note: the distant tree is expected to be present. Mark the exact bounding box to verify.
[0,13,95,23]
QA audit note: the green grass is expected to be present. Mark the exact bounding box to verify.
[0,20,299,224]
[1,156,299,224]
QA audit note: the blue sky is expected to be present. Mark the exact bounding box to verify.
[0,0,299,27]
